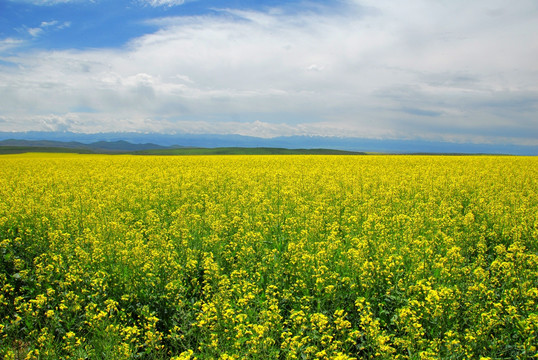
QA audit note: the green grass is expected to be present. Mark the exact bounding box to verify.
[132,147,366,155]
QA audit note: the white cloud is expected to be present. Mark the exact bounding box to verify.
[139,0,188,7]
[1,0,537,144]
[58,21,71,29]
[0,38,25,51]
[26,20,70,38]
[27,27,44,37]
[41,20,59,27]
[306,64,324,72]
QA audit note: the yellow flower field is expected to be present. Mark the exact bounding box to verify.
[0,154,537,359]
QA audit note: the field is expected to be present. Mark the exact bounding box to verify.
[0,154,537,359]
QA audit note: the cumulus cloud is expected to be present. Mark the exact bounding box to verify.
[1,0,537,144]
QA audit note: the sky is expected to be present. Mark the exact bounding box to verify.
[0,0,537,145]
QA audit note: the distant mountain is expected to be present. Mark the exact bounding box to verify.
[0,139,90,149]
[84,140,168,151]
[0,139,365,155]
[0,131,536,155]
[0,139,366,155]
[0,139,169,153]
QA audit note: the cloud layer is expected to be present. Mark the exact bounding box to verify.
[1,0,537,144]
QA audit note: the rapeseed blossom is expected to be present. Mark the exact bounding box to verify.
[0,154,536,358]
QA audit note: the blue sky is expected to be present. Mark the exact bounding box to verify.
[1,0,313,50]
[1,0,537,145]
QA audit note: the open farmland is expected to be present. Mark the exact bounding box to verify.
[0,154,537,359]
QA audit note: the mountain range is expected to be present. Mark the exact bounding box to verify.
[0,132,536,155]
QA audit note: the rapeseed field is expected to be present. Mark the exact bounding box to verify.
[0,154,536,359]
